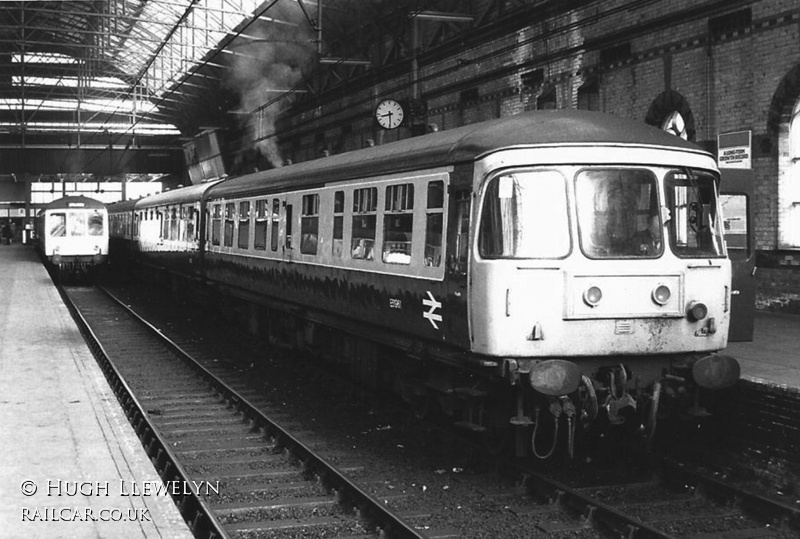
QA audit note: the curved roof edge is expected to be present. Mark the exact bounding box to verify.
[44,195,106,210]
[210,110,711,199]
[131,180,223,209]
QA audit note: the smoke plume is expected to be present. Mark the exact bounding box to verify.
[226,2,315,167]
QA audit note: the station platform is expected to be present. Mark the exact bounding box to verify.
[726,312,800,391]
[0,245,193,539]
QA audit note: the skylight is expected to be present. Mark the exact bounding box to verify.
[5,51,180,136]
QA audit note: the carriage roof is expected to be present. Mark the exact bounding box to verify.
[207,109,712,200]
[123,179,221,210]
[105,198,140,214]
[43,195,106,211]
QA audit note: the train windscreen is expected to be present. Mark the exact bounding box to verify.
[478,170,570,259]
[575,168,661,259]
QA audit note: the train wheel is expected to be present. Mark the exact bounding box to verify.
[409,390,432,420]
[399,376,432,419]
[482,422,509,454]
[482,396,511,454]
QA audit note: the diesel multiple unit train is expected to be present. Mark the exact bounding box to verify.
[35,195,109,281]
[108,110,740,458]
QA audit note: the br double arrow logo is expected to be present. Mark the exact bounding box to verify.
[422,291,442,330]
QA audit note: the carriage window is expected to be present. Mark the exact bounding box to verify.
[351,187,377,260]
[254,199,268,250]
[88,210,104,236]
[332,191,344,258]
[224,203,235,247]
[575,168,658,259]
[383,184,414,265]
[301,194,319,255]
[238,201,251,249]
[665,170,724,257]
[49,212,66,237]
[179,207,187,241]
[170,207,178,240]
[186,206,196,242]
[425,181,444,267]
[480,170,569,258]
[211,204,222,246]
[285,204,293,249]
[270,200,280,251]
[160,210,168,240]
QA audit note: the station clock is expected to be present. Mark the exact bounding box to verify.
[375,99,405,130]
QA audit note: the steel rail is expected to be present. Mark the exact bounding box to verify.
[93,285,426,539]
[56,284,229,539]
[658,458,800,530]
[497,461,678,539]
[496,454,800,538]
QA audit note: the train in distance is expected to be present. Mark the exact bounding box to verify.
[35,195,109,282]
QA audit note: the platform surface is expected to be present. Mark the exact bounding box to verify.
[0,245,193,539]
[726,311,800,391]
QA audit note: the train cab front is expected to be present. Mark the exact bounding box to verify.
[468,149,740,458]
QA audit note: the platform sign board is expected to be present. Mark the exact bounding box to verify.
[718,130,751,169]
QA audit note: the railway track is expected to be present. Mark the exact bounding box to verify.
[61,285,427,539]
[61,282,800,538]
[494,456,800,538]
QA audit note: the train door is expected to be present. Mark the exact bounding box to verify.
[443,171,472,348]
[719,169,755,342]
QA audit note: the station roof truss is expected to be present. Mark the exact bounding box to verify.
[0,0,535,178]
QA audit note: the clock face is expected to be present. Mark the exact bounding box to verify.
[375,99,404,129]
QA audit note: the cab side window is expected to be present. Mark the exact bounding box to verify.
[452,191,470,274]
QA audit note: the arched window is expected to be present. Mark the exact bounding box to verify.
[577,78,600,111]
[645,91,696,141]
[537,86,556,110]
[661,110,687,140]
[784,101,800,247]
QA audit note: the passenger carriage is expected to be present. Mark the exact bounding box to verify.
[108,110,739,457]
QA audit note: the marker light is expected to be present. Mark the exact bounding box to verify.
[583,286,603,307]
[652,285,671,306]
[687,301,708,321]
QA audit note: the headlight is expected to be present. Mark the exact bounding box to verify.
[687,301,708,321]
[583,286,603,307]
[652,285,671,306]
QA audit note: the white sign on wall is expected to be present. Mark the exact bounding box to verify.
[718,130,751,169]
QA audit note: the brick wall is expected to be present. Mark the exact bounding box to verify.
[756,252,800,313]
